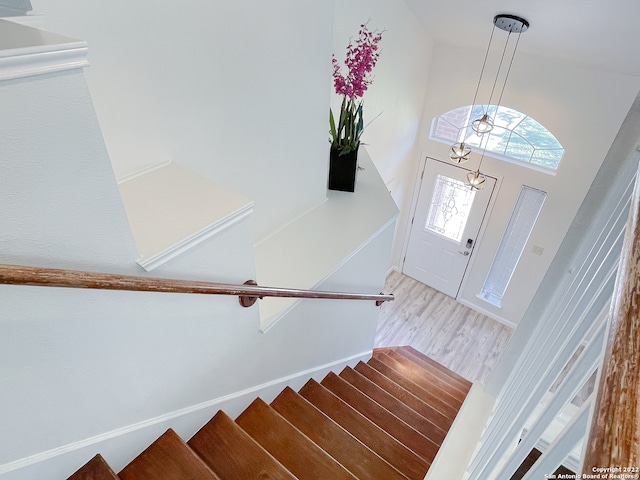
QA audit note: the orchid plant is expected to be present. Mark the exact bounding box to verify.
[330,22,383,156]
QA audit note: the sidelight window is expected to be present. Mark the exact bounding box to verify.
[480,186,547,307]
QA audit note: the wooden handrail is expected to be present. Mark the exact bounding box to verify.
[0,263,393,307]
[582,170,640,471]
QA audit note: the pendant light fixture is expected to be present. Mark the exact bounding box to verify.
[466,170,487,190]
[450,142,472,164]
[449,14,529,190]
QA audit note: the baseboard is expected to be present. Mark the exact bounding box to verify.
[0,350,372,477]
[387,264,400,276]
[458,297,517,329]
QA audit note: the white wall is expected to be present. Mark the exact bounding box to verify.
[409,41,640,326]
[332,0,434,266]
[0,63,395,476]
[32,0,335,241]
[0,12,397,478]
[35,0,434,255]
[0,70,138,271]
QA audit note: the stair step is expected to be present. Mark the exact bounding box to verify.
[236,397,357,480]
[118,429,221,480]
[321,372,439,463]
[67,454,119,480]
[340,366,447,445]
[373,351,465,407]
[393,346,472,392]
[367,356,459,422]
[354,361,452,432]
[381,350,469,402]
[188,410,295,480]
[299,378,429,480]
[67,346,471,480]
[271,386,408,480]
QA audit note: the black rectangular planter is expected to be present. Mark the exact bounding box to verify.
[328,147,358,192]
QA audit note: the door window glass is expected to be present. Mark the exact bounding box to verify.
[425,174,476,242]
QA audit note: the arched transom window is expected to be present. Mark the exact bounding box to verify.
[431,105,564,171]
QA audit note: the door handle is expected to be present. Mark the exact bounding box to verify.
[459,251,470,256]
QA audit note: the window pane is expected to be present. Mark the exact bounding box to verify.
[461,125,483,148]
[531,149,563,170]
[493,105,526,130]
[433,117,460,142]
[441,105,472,129]
[482,126,509,156]
[513,116,562,150]
[480,186,547,307]
[425,174,476,242]
[504,132,534,162]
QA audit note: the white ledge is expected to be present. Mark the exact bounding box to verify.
[0,19,88,81]
[255,148,399,330]
[118,162,254,271]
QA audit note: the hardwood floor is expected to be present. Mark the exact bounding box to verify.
[375,270,513,384]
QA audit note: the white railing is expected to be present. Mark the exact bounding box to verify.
[492,322,605,478]
[466,153,638,479]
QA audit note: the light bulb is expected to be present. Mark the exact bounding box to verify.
[465,170,486,190]
[472,114,494,135]
[450,142,471,164]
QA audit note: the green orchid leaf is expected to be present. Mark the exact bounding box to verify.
[329,109,338,143]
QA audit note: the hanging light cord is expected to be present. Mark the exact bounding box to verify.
[495,28,523,110]
[478,26,523,173]
[471,23,497,116]
[485,29,513,111]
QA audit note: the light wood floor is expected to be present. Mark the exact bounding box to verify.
[374,270,513,384]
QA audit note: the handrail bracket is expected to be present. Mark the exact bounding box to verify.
[239,279,263,308]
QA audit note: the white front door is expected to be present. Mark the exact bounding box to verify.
[403,157,496,297]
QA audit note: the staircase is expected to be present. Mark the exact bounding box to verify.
[68,346,472,480]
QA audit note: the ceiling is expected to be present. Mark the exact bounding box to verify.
[404,0,640,76]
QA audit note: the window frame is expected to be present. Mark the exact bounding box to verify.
[430,105,564,175]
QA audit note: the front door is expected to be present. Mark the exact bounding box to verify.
[403,157,496,297]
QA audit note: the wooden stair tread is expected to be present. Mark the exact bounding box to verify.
[67,454,119,480]
[394,346,472,391]
[340,366,447,445]
[382,350,469,401]
[373,351,466,406]
[271,386,407,480]
[236,397,357,480]
[68,346,472,480]
[354,361,452,431]
[188,410,295,480]
[321,372,439,463]
[367,356,459,421]
[299,378,429,480]
[118,429,221,480]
